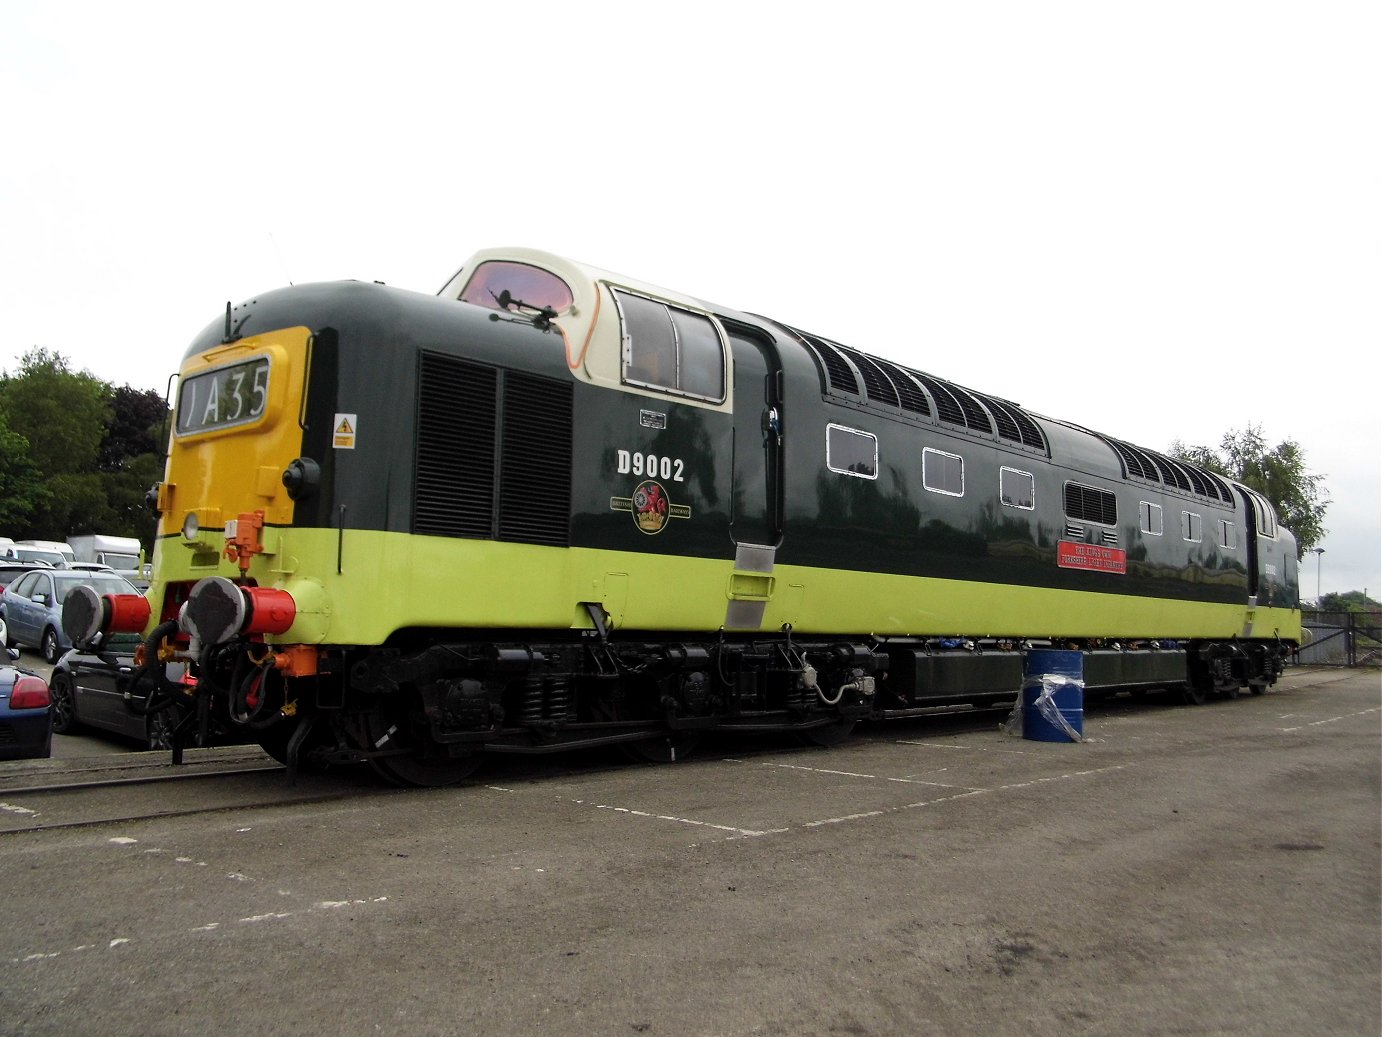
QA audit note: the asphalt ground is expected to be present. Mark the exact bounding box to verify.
[1,666,1378,1037]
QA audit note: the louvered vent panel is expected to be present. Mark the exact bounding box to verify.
[915,374,966,425]
[875,359,931,415]
[414,353,497,537]
[840,347,899,407]
[1179,462,1212,499]
[979,395,1023,443]
[948,384,994,434]
[1064,483,1118,526]
[498,373,572,546]
[1149,454,1192,492]
[1203,471,1234,504]
[794,330,859,394]
[1107,439,1154,480]
[1009,407,1046,449]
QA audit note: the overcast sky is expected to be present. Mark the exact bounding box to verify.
[2,2,1377,599]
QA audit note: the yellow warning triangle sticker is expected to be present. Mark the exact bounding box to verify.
[336,417,354,435]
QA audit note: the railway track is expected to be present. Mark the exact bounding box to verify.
[0,686,1273,835]
[0,746,381,835]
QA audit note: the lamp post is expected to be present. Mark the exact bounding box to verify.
[1311,547,1325,605]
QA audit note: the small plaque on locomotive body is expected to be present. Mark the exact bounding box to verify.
[639,409,667,429]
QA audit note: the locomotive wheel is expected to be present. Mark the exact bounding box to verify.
[799,718,856,747]
[360,699,481,787]
[620,731,701,764]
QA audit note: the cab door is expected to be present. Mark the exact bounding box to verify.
[727,323,783,548]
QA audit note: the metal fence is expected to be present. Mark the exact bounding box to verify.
[1297,610,1382,668]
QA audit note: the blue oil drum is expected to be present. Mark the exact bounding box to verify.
[1020,649,1085,742]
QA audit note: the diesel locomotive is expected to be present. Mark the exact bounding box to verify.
[63,248,1301,784]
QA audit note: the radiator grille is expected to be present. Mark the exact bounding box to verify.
[498,372,572,545]
[415,354,496,537]
[414,353,572,546]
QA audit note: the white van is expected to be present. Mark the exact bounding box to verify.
[10,540,75,568]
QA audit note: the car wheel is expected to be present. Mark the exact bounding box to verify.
[49,672,78,734]
[146,708,176,751]
[41,626,62,665]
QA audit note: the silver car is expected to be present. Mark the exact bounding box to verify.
[0,569,141,663]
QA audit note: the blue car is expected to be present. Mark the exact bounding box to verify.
[0,633,52,760]
[0,569,141,664]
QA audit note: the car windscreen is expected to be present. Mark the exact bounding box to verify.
[56,576,139,602]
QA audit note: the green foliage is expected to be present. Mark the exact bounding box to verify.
[1319,591,1381,613]
[1171,425,1328,559]
[0,407,50,529]
[0,348,110,476]
[1,348,166,548]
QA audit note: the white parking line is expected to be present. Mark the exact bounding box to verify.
[1280,706,1379,732]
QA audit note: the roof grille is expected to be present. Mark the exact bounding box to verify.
[1102,435,1233,503]
[838,345,899,408]
[872,359,931,416]
[913,373,966,425]
[793,329,859,394]
[975,393,1046,450]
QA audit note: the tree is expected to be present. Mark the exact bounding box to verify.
[1171,425,1328,558]
[0,407,49,532]
[0,349,168,546]
[1319,591,1380,613]
[0,348,110,479]
[100,385,169,471]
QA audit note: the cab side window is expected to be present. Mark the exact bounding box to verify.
[614,289,725,402]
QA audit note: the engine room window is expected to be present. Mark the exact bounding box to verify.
[1000,467,1034,510]
[615,289,725,402]
[826,424,877,479]
[459,261,574,315]
[1220,519,1237,549]
[1182,511,1203,543]
[1140,501,1163,536]
[923,448,964,497]
[1064,482,1117,526]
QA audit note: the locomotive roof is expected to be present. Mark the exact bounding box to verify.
[441,247,1251,514]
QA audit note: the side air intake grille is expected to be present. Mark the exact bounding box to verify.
[498,373,572,545]
[415,353,572,546]
[1064,482,1118,526]
[415,354,496,537]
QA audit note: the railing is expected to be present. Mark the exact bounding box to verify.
[1297,610,1382,668]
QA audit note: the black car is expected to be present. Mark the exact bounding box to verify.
[48,635,196,750]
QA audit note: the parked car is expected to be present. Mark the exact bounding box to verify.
[0,562,47,589]
[0,628,52,760]
[1,544,70,568]
[0,569,141,663]
[48,635,192,750]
